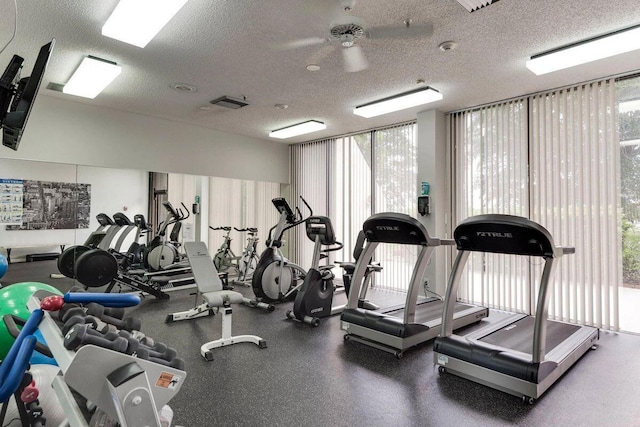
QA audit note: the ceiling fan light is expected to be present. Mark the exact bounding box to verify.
[353,87,443,118]
[526,24,640,75]
[269,120,326,139]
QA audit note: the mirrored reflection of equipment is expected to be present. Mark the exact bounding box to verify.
[144,201,190,272]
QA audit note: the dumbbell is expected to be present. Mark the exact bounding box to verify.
[59,302,126,322]
[86,303,141,331]
[129,329,155,347]
[121,333,177,361]
[61,314,116,336]
[136,347,186,370]
[63,323,129,353]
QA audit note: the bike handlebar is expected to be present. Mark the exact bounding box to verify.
[233,227,258,233]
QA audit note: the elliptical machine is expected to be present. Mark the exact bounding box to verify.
[251,197,312,303]
[286,216,343,326]
[144,201,189,271]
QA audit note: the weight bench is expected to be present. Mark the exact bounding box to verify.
[165,241,266,361]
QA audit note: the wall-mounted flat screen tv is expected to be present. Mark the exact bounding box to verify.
[0,39,55,151]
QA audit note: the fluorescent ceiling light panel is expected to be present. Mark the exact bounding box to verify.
[353,87,443,118]
[102,0,189,48]
[526,24,640,75]
[455,0,499,12]
[63,56,122,99]
[269,120,326,139]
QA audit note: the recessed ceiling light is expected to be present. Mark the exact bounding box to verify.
[275,104,289,110]
[306,64,320,71]
[169,83,197,93]
[439,41,458,52]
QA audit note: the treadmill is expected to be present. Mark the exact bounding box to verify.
[340,213,489,358]
[433,214,599,403]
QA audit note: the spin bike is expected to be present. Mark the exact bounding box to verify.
[234,227,260,284]
[211,226,239,273]
[251,197,312,303]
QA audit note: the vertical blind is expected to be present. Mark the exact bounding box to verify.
[452,79,620,330]
[290,123,417,291]
[372,124,418,292]
[208,177,280,257]
[167,173,279,256]
[529,80,620,330]
[451,100,530,312]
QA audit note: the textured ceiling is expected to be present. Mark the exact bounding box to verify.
[1,0,640,145]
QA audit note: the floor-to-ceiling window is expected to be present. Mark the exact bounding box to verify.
[452,78,622,332]
[291,122,417,291]
[617,75,640,333]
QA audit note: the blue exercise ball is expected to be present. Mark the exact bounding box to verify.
[30,329,58,366]
[0,253,7,280]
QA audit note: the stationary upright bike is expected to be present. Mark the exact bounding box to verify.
[251,197,312,303]
[286,216,343,326]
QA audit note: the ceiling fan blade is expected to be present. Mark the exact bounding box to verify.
[365,22,433,40]
[342,45,368,73]
[306,45,337,65]
[273,37,328,51]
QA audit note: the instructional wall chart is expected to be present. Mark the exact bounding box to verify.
[0,179,23,225]
[1,179,91,230]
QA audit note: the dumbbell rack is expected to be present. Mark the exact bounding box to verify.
[27,290,187,427]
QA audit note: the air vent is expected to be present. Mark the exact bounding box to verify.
[455,0,499,12]
[210,96,249,109]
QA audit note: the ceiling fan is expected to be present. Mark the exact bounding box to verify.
[279,0,433,73]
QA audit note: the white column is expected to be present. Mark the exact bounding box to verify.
[416,109,450,295]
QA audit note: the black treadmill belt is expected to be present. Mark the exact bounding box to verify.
[480,316,581,354]
[387,300,474,324]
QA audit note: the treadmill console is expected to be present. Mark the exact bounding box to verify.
[362,212,433,246]
[454,214,555,257]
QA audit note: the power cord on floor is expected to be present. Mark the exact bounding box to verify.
[423,280,443,301]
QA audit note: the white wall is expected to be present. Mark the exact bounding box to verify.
[0,158,147,262]
[417,109,450,295]
[0,95,290,184]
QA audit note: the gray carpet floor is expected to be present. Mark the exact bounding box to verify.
[2,260,640,427]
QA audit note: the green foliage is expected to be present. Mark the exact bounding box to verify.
[622,215,640,285]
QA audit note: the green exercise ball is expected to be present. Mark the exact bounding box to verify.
[0,282,62,360]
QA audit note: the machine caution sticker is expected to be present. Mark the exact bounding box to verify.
[156,372,181,390]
